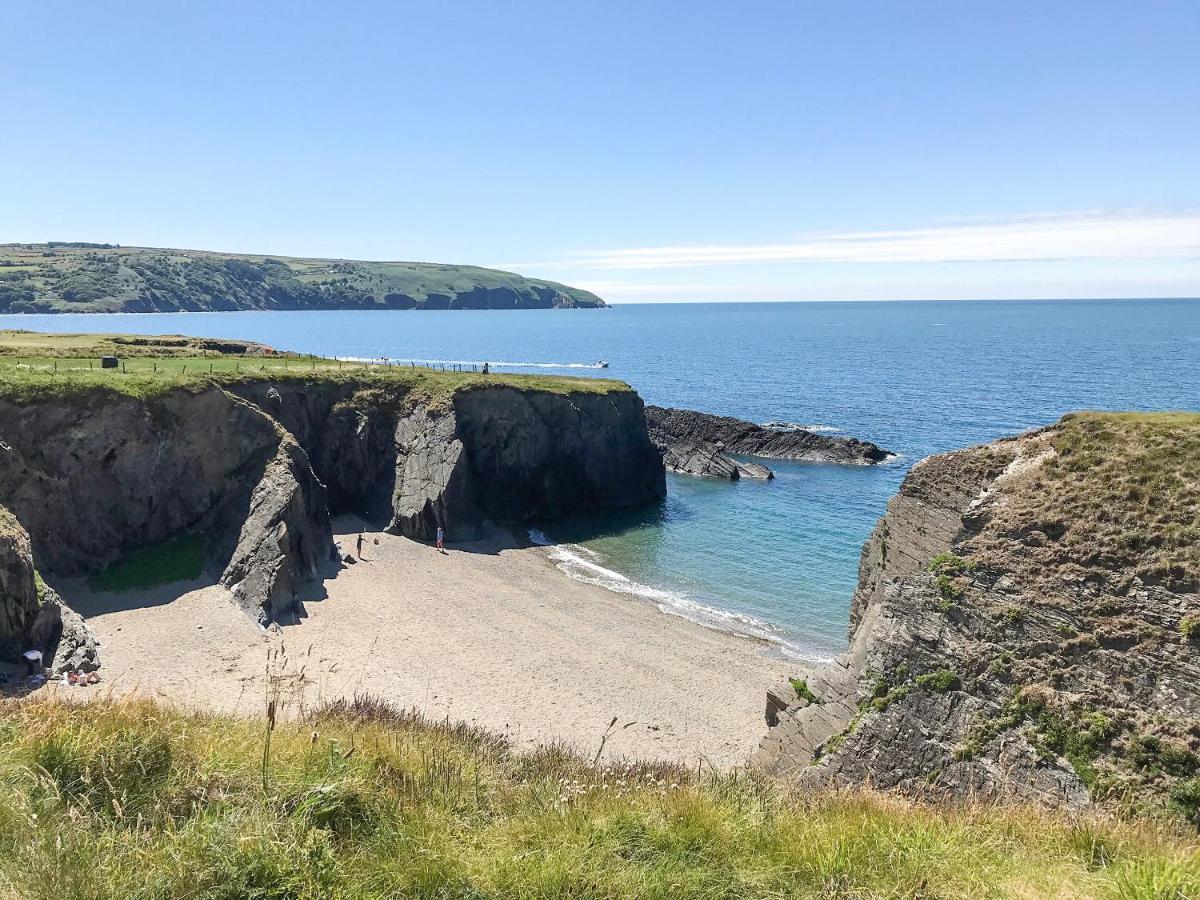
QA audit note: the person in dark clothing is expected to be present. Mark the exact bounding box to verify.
[356,533,364,560]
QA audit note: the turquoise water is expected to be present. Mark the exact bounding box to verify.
[5,300,1198,659]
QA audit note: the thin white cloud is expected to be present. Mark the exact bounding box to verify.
[506,212,1200,271]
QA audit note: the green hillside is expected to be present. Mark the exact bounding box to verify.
[0,243,605,313]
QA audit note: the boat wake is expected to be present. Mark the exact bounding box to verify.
[528,528,832,662]
[335,357,608,370]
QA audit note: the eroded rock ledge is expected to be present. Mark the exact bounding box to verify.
[645,405,891,480]
[755,413,1200,819]
[0,378,665,662]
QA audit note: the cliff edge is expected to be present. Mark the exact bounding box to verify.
[755,412,1200,822]
[0,359,664,664]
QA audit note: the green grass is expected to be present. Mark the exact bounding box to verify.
[0,330,632,405]
[789,677,819,704]
[0,696,1196,899]
[87,535,207,592]
[967,411,1200,594]
[915,669,961,693]
[0,352,631,404]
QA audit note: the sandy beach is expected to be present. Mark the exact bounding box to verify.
[50,519,798,768]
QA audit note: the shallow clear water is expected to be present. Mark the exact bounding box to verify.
[5,300,1198,659]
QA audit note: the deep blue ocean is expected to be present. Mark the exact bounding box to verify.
[5,300,1198,660]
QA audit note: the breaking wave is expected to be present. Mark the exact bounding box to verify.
[760,421,844,434]
[528,529,830,662]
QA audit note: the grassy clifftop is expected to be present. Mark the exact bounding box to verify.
[0,330,629,404]
[0,243,605,313]
[1,696,1195,899]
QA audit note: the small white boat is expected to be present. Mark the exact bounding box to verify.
[597,360,609,368]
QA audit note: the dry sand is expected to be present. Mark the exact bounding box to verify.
[51,520,798,768]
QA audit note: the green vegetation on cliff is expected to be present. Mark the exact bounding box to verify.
[0,696,1196,899]
[0,330,629,404]
[0,243,605,313]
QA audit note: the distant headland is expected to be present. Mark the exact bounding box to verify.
[0,242,606,313]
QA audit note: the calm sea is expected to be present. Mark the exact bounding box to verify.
[5,300,1198,660]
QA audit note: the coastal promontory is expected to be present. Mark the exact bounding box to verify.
[0,333,663,667]
[756,412,1200,822]
[0,243,606,313]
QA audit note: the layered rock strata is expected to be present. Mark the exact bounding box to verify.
[646,406,891,480]
[755,413,1200,819]
[0,378,665,657]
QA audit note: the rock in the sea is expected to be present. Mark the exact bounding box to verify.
[647,405,892,466]
[657,438,775,481]
[735,460,774,480]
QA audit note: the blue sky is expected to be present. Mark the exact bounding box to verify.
[2,0,1197,301]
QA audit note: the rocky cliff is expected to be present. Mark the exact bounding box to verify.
[0,375,664,660]
[0,244,605,313]
[755,413,1200,822]
[645,406,891,479]
[0,508,99,673]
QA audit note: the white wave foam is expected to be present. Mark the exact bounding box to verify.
[761,421,843,434]
[337,357,609,370]
[528,528,832,662]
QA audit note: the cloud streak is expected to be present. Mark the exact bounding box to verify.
[509,212,1200,271]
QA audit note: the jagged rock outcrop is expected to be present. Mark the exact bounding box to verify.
[29,588,101,673]
[1,508,99,673]
[656,438,773,481]
[646,406,891,472]
[0,507,42,653]
[219,435,336,623]
[232,381,666,541]
[756,413,1200,820]
[0,385,337,622]
[0,376,665,642]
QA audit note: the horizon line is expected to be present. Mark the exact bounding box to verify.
[605,295,1200,305]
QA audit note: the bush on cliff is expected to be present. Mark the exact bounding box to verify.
[0,696,1196,899]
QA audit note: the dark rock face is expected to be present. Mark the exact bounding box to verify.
[448,388,666,536]
[232,382,667,542]
[754,425,1200,816]
[0,508,41,652]
[0,387,337,623]
[29,587,101,673]
[1,509,99,673]
[219,436,337,622]
[646,406,892,468]
[0,379,665,642]
[657,438,773,481]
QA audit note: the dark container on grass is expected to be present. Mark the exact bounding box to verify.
[100,356,119,369]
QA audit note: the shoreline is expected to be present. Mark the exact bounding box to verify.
[44,519,799,768]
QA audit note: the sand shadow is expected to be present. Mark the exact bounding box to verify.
[51,573,220,617]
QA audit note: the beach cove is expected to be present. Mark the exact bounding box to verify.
[51,519,796,768]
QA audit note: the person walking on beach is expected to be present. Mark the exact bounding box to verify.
[436,525,445,553]
[356,533,364,560]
